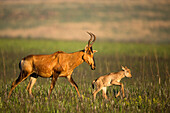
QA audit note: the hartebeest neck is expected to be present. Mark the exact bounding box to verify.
[119,70,126,78]
[68,51,84,70]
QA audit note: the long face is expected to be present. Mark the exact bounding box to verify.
[83,47,96,70]
[125,68,132,78]
[83,32,97,70]
[122,66,132,78]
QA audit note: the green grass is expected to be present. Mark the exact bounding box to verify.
[0,38,169,112]
[0,38,169,57]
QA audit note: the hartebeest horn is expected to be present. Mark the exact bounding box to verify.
[90,33,96,46]
[87,32,96,47]
[87,32,93,47]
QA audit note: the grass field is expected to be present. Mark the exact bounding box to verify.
[0,0,170,112]
[0,38,169,112]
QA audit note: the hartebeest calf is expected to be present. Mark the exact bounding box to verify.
[92,66,132,100]
[8,32,97,98]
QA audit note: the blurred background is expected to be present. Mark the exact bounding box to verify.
[0,0,169,43]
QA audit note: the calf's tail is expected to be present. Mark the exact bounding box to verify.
[92,80,96,89]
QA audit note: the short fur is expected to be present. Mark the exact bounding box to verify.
[8,32,97,99]
[92,66,132,100]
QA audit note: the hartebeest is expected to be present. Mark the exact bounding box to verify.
[8,32,97,98]
[92,66,132,100]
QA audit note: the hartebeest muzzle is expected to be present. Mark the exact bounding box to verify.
[91,65,96,70]
[91,59,96,70]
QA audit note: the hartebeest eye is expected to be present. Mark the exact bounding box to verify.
[88,52,92,55]
[127,70,131,73]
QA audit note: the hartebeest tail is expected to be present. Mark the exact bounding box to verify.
[8,32,97,99]
[92,79,97,89]
[92,66,132,100]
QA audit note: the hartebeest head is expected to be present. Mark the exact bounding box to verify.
[83,32,97,70]
[122,66,132,78]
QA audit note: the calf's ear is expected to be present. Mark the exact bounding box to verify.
[122,66,126,70]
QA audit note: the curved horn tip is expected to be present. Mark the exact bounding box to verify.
[87,32,95,37]
[92,33,96,38]
[87,31,92,35]
[91,33,96,42]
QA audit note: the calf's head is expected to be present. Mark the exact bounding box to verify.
[122,66,132,78]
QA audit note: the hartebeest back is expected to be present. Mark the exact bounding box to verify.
[8,32,97,98]
[92,66,132,100]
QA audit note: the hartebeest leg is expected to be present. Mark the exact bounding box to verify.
[26,76,37,98]
[116,91,121,98]
[112,82,125,98]
[48,74,59,97]
[93,87,102,100]
[102,87,108,99]
[67,75,81,97]
[121,83,125,97]
[8,71,31,98]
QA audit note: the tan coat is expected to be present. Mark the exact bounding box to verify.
[8,32,97,98]
[92,66,132,100]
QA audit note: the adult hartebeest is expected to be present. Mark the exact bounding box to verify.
[8,32,97,98]
[92,66,132,100]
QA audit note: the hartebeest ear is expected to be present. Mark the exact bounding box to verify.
[122,66,126,71]
[93,50,98,53]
